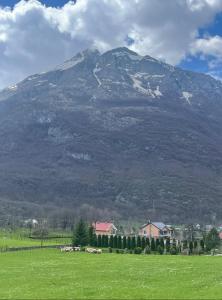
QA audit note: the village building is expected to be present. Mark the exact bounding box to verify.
[93,222,117,236]
[139,221,173,239]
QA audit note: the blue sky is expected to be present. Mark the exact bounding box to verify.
[0,0,222,88]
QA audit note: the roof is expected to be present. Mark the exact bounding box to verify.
[140,221,168,230]
[93,222,116,232]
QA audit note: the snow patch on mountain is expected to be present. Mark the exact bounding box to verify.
[93,64,102,87]
[182,91,193,105]
[56,53,84,71]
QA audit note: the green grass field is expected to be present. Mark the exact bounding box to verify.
[0,249,222,299]
[0,229,71,248]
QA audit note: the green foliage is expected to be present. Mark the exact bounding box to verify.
[183,240,188,249]
[122,236,127,249]
[144,246,151,254]
[127,236,131,250]
[117,236,122,249]
[136,236,141,248]
[109,235,114,248]
[194,240,198,249]
[160,238,164,249]
[145,237,150,247]
[113,235,118,248]
[108,247,112,253]
[151,238,156,251]
[155,238,160,249]
[189,241,193,253]
[72,219,88,247]
[134,247,142,254]
[141,237,146,249]
[170,246,178,255]
[88,225,97,247]
[101,235,108,247]
[165,238,170,252]
[205,228,220,251]
[97,235,102,248]
[157,245,164,255]
[131,236,136,249]
[200,239,205,251]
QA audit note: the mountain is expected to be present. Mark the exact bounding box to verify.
[1,46,222,225]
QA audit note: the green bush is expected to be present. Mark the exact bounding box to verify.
[108,247,112,253]
[144,246,151,254]
[170,246,177,255]
[134,247,142,254]
[157,245,164,255]
[116,249,119,254]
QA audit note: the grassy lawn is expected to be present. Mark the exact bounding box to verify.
[0,250,222,299]
[0,230,71,248]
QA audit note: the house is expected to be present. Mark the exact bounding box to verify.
[93,222,117,236]
[219,231,222,240]
[139,221,173,239]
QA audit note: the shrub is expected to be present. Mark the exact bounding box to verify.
[134,247,142,254]
[157,245,164,255]
[116,249,119,254]
[108,247,112,253]
[80,247,85,252]
[170,246,177,255]
[129,250,133,254]
[144,246,151,254]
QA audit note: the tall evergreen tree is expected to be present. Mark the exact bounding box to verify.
[97,235,102,247]
[109,235,114,248]
[88,225,97,246]
[200,239,205,251]
[145,237,150,247]
[183,240,188,249]
[141,237,146,249]
[166,238,170,252]
[102,235,106,247]
[194,240,198,249]
[113,235,118,248]
[160,238,164,249]
[123,236,127,249]
[117,236,122,249]
[155,238,160,249]
[137,236,142,248]
[151,238,156,251]
[131,236,136,249]
[205,228,220,251]
[72,218,89,246]
[127,236,131,249]
[189,241,193,253]
[104,235,109,248]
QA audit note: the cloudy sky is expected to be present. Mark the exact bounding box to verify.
[0,0,222,89]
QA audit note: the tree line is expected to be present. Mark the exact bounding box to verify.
[72,219,221,254]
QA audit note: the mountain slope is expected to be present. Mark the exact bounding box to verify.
[1,47,222,224]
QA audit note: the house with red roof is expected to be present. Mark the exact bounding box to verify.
[93,222,117,236]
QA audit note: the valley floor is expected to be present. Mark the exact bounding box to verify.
[0,250,221,299]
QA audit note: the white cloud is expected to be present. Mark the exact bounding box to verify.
[0,0,222,89]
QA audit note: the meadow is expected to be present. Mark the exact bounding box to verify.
[0,249,222,299]
[0,229,71,248]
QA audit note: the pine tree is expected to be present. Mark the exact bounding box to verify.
[102,235,106,247]
[137,236,141,248]
[200,239,205,251]
[145,237,150,247]
[97,235,102,247]
[104,235,109,247]
[88,225,97,246]
[194,240,198,249]
[127,236,131,249]
[141,237,146,249]
[160,238,164,249]
[205,228,220,251]
[113,235,118,248]
[189,241,193,253]
[123,236,127,249]
[183,240,188,249]
[166,238,170,252]
[131,236,136,249]
[109,235,114,248]
[155,238,160,249]
[151,238,156,251]
[117,236,122,249]
[72,218,89,246]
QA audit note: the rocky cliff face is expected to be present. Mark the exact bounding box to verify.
[1,47,222,224]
